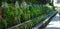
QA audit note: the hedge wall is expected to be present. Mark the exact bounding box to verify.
[0,0,54,29]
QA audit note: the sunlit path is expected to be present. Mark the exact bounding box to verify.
[45,13,60,29]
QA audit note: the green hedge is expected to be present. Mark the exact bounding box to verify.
[0,0,54,29]
[0,4,54,29]
[11,15,45,29]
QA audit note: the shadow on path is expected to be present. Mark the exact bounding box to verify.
[45,27,60,29]
[45,13,60,29]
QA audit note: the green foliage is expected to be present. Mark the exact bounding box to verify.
[2,5,21,27]
[0,0,54,28]
[20,5,31,22]
[14,15,44,29]
[0,0,2,6]
[1,4,54,28]
[17,0,23,5]
[0,19,7,29]
[25,0,50,4]
[0,0,54,29]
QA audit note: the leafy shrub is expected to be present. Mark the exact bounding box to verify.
[1,3,54,28]
[13,15,44,29]
[2,5,21,27]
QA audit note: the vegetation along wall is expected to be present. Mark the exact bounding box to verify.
[0,0,54,29]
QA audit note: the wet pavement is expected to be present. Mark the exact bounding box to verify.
[45,13,60,29]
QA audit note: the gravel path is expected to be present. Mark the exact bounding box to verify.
[45,13,60,29]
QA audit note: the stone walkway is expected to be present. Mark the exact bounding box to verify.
[45,13,60,29]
